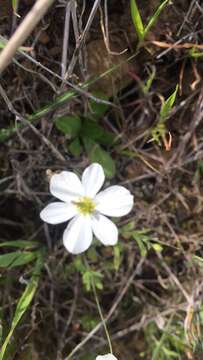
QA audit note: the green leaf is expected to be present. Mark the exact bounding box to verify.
[89,93,109,120]
[189,48,203,58]
[144,0,170,38]
[142,67,156,94]
[73,256,86,274]
[162,347,181,358]
[120,221,136,237]
[0,62,112,143]
[113,245,121,271]
[68,137,82,156]
[81,119,115,146]
[160,85,178,121]
[133,236,148,257]
[130,0,145,41]
[0,254,42,360]
[84,138,116,179]
[82,270,103,292]
[0,240,38,249]
[132,229,152,257]
[80,314,99,332]
[54,115,82,136]
[0,251,37,268]
[87,247,98,262]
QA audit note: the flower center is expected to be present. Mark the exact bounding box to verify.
[74,196,96,215]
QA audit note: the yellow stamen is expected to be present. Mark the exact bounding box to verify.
[74,197,96,215]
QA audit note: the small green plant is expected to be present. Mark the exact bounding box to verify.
[0,250,43,360]
[130,0,170,43]
[54,95,116,178]
[73,256,104,292]
[144,320,187,360]
[82,270,104,292]
[121,221,162,256]
[151,85,178,149]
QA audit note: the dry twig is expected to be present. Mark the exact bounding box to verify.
[0,0,55,73]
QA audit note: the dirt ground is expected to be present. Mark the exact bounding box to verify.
[1,0,203,359]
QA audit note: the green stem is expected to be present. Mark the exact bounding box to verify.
[91,275,113,354]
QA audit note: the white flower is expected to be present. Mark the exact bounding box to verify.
[40,163,133,254]
[96,354,118,360]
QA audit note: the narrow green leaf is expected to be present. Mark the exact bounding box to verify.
[144,0,170,38]
[68,137,82,156]
[135,237,148,257]
[0,251,37,268]
[55,115,81,136]
[0,240,38,249]
[152,316,173,360]
[160,85,178,121]
[83,138,116,179]
[0,255,42,360]
[113,245,121,271]
[142,67,156,94]
[162,348,180,357]
[130,0,145,41]
[130,229,153,256]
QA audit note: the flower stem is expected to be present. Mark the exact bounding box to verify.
[90,275,113,354]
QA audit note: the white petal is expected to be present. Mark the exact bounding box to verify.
[40,202,78,224]
[82,163,105,197]
[95,185,134,217]
[96,355,118,360]
[50,171,84,202]
[63,215,92,254]
[92,214,118,246]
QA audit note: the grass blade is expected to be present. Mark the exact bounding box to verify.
[142,66,156,94]
[160,84,178,121]
[0,240,38,249]
[0,254,43,360]
[144,0,169,38]
[130,0,145,41]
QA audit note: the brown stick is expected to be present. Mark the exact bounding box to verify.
[0,0,55,74]
[151,40,203,50]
